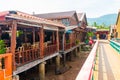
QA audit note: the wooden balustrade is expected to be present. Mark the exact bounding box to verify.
[76,41,98,80]
[59,44,63,50]
[44,44,57,56]
[71,42,76,47]
[15,48,40,67]
[65,43,71,50]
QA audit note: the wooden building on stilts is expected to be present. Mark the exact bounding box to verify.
[0,10,87,80]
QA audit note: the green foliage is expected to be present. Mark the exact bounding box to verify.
[0,40,6,54]
[66,40,70,43]
[87,32,94,37]
[92,22,109,30]
[76,40,79,44]
[17,30,23,37]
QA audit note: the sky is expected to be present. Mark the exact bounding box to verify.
[0,0,120,18]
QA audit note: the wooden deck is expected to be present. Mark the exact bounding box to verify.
[95,40,120,80]
[76,40,120,80]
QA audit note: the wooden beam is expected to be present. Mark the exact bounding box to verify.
[10,20,17,70]
[32,27,35,43]
[39,25,44,58]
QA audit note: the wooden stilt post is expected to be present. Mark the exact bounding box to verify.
[11,20,17,70]
[55,55,61,74]
[39,62,46,80]
[63,54,66,67]
[97,34,99,40]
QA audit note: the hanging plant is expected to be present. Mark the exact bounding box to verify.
[0,40,6,54]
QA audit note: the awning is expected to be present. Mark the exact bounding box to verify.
[66,30,72,33]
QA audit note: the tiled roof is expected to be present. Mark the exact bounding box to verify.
[34,11,76,19]
[0,11,65,28]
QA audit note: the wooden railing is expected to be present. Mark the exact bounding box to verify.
[65,43,71,50]
[76,40,98,80]
[15,48,40,67]
[0,53,12,80]
[71,42,76,47]
[44,44,57,56]
[59,43,63,50]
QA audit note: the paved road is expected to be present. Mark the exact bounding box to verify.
[96,40,120,80]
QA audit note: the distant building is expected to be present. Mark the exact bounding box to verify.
[34,11,88,42]
[116,10,120,38]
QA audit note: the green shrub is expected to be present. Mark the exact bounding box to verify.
[66,40,70,43]
[76,40,79,44]
[0,40,6,54]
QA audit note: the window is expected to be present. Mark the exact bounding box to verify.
[62,19,70,26]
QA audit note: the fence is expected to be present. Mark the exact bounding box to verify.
[76,40,99,80]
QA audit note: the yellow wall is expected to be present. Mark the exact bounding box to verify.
[116,13,120,38]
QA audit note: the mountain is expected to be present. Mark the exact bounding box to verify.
[87,14,118,27]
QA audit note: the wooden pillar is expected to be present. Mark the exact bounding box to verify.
[55,55,61,74]
[39,62,45,80]
[69,52,72,61]
[64,33,66,50]
[11,20,17,70]
[63,54,66,66]
[56,30,59,51]
[75,48,78,57]
[79,45,81,52]
[62,32,65,51]
[32,28,35,44]
[108,34,110,40]
[69,33,72,47]
[97,34,99,40]
[39,25,44,58]
[13,75,19,80]
[52,31,55,44]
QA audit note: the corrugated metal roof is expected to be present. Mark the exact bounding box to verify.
[0,11,65,28]
[34,11,76,19]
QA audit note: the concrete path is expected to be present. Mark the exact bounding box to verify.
[95,40,120,80]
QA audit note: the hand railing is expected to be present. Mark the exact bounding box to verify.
[110,40,120,53]
[44,44,57,56]
[15,48,40,67]
[65,43,71,50]
[76,40,98,80]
